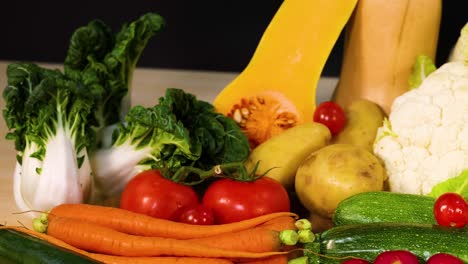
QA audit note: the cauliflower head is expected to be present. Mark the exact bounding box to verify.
[374,61,468,195]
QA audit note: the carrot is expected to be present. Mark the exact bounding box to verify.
[236,255,289,264]
[188,215,298,252]
[189,227,283,253]
[46,216,290,259]
[258,215,297,231]
[90,254,234,264]
[0,226,234,264]
[49,203,297,239]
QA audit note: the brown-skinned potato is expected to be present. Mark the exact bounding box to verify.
[295,143,386,218]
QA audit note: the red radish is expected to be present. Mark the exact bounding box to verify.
[341,258,370,264]
[426,253,464,264]
[373,250,419,264]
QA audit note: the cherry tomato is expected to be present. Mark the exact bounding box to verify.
[341,258,370,264]
[373,250,419,264]
[202,177,290,224]
[433,192,468,228]
[426,253,464,264]
[178,204,215,225]
[313,101,346,135]
[120,169,200,221]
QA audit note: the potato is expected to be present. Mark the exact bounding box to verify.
[333,99,386,152]
[295,143,385,218]
[244,122,331,189]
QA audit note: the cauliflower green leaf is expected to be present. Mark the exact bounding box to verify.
[408,55,436,90]
[449,22,468,62]
[429,170,468,199]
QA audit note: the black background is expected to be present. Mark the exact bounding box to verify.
[0,1,466,76]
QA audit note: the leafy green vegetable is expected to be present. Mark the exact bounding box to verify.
[3,63,96,211]
[64,13,165,143]
[408,55,436,89]
[2,13,165,211]
[429,170,468,199]
[157,88,250,170]
[90,88,251,198]
[3,63,96,165]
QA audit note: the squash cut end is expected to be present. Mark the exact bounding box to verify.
[225,91,303,148]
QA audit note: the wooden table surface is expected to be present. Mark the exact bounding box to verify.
[0,60,337,227]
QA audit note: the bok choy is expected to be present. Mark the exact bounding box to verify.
[3,64,96,212]
[90,88,251,199]
[2,13,165,212]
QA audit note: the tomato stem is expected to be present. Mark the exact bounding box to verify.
[167,161,270,185]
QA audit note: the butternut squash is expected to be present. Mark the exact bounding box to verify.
[332,0,442,114]
[213,0,357,147]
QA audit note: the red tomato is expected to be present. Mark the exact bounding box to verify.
[426,253,464,264]
[202,177,290,224]
[433,192,468,228]
[313,101,346,135]
[373,250,419,264]
[178,204,215,225]
[120,169,200,221]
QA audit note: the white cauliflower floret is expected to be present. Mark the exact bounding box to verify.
[374,61,468,195]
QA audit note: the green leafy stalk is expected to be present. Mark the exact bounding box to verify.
[90,88,251,198]
[64,13,166,143]
[3,63,95,161]
[3,63,96,211]
[2,13,167,210]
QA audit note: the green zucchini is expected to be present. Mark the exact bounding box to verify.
[333,191,436,226]
[304,223,468,263]
[0,228,101,264]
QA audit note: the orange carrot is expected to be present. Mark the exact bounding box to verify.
[46,216,290,259]
[237,255,289,264]
[189,227,283,253]
[258,215,297,231]
[49,203,297,239]
[0,226,234,264]
[188,215,297,252]
[90,254,234,264]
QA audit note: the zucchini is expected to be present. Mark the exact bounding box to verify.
[333,191,436,226]
[304,223,468,263]
[0,228,101,264]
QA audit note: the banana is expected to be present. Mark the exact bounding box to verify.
[332,0,442,114]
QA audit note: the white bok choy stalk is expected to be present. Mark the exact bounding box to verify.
[4,63,95,213]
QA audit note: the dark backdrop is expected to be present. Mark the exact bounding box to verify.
[0,1,465,76]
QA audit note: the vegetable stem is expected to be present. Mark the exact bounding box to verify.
[288,256,308,264]
[169,161,270,185]
[294,219,312,230]
[297,229,315,243]
[279,230,298,246]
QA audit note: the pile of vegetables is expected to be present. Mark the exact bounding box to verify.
[1,0,468,263]
[2,13,252,214]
